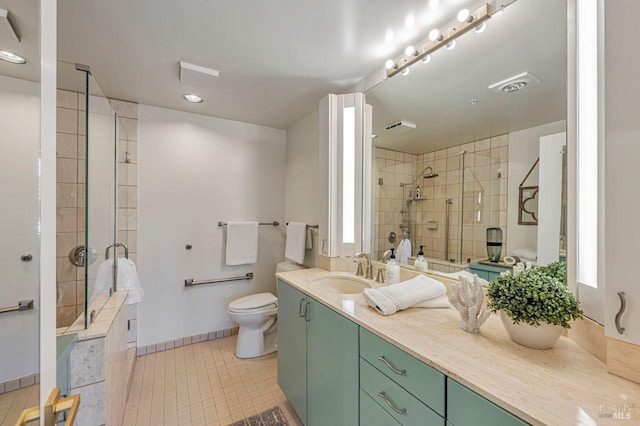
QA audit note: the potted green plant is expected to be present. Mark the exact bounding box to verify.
[487,262,583,349]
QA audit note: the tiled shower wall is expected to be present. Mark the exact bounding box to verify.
[373,134,509,264]
[55,90,138,328]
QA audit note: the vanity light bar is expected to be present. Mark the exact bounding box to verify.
[386,4,492,78]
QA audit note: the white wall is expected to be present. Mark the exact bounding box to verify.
[0,76,40,383]
[284,108,319,267]
[137,105,286,347]
[507,120,566,254]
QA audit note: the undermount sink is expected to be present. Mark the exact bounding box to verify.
[310,276,371,294]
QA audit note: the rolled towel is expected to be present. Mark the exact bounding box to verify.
[363,275,447,316]
[512,248,537,261]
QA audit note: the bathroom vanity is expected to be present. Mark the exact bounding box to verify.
[276,269,640,425]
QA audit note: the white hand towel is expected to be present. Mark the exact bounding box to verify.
[433,270,490,287]
[90,259,114,303]
[116,258,144,304]
[396,239,411,265]
[363,275,447,315]
[285,222,307,265]
[225,221,259,265]
[512,248,537,261]
[413,295,453,309]
[305,227,313,250]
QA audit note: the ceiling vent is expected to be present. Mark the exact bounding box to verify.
[179,61,219,87]
[384,120,416,134]
[488,72,541,94]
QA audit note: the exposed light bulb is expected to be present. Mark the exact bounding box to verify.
[428,29,441,42]
[446,40,456,50]
[404,45,417,56]
[474,22,487,33]
[401,68,411,76]
[457,9,471,23]
[421,54,431,64]
[385,59,396,70]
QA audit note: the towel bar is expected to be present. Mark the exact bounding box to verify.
[105,242,129,259]
[185,272,254,287]
[286,223,319,229]
[218,221,279,227]
[0,299,34,314]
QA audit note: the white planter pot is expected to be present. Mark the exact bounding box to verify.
[499,311,564,350]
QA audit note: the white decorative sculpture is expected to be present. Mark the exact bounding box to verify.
[448,274,491,333]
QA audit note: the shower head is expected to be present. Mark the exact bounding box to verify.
[422,166,438,179]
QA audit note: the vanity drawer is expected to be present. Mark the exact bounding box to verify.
[447,378,529,426]
[360,359,445,426]
[360,389,402,426]
[360,328,445,416]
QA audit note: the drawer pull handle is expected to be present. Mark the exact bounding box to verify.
[615,291,626,335]
[377,356,406,375]
[377,391,406,414]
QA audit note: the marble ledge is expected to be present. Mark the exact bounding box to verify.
[276,268,640,426]
[57,291,128,341]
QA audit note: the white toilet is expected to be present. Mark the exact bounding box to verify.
[227,261,305,358]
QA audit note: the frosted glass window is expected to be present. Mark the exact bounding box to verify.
[342,106,355,244]
[577,0,598,288]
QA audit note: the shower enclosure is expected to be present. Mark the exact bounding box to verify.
[373,137,509,267]
[56,61,118,329]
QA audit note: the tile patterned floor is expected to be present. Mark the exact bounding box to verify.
[0,385,39,426]
[123,336,302,426]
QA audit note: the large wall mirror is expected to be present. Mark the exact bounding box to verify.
[365,0,567,273]
[0,0,41,421]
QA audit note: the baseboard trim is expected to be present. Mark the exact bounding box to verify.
[136,326,239,357]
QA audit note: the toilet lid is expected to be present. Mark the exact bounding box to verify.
[228,293,277,311]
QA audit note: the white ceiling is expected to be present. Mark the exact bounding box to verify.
[366,0,567,154]
[55,0,480,129]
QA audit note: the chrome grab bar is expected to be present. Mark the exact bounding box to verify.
[377,391,406,414]
[218,221,279,227]
[285,222,319,229]
[377,356,406,375]
[185,272,254,287]
[0,299,34,314]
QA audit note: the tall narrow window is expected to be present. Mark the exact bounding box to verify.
[577,0,598,288]
[342,106,356,244]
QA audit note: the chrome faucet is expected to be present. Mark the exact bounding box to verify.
[355,252,374,280]
[382,249,392,263]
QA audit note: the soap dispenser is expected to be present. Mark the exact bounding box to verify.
[385,248,400,285]
[414,245,428,272]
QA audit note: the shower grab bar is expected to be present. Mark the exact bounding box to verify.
[105,243,129,259]
[0,299,34,314]
[218,221,279,227]
[185,273,254,287]
[445,199,453,261]
[286,223,319,229]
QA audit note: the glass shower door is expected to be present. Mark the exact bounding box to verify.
[81,70,117,328]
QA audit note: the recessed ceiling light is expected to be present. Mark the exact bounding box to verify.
[183,94,203,103]
[0,50,26,64]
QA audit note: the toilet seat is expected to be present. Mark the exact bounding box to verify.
[228,293,277,313]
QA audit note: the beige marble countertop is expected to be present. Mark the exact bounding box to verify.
[276,268,640,426]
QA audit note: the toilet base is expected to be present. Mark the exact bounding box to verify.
[235,322,278,359]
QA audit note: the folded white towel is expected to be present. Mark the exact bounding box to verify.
[432,270,490,287]
[363,275,447,315]
[305,227,313,250]
[285,222,307,265]
[91,259,114,302]
[414,295,453,309]
[116,258,144,304]
[225,221,259,265]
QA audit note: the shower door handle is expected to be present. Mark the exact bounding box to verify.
[615,291,626,335]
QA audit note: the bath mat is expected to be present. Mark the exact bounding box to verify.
[228,405,289,426]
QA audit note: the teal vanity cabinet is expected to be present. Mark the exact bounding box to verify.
[277,279,359,426]
[468,262,510,281]
[447,379,528,426]
[359,328,445,426]
[277,280,309,423]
